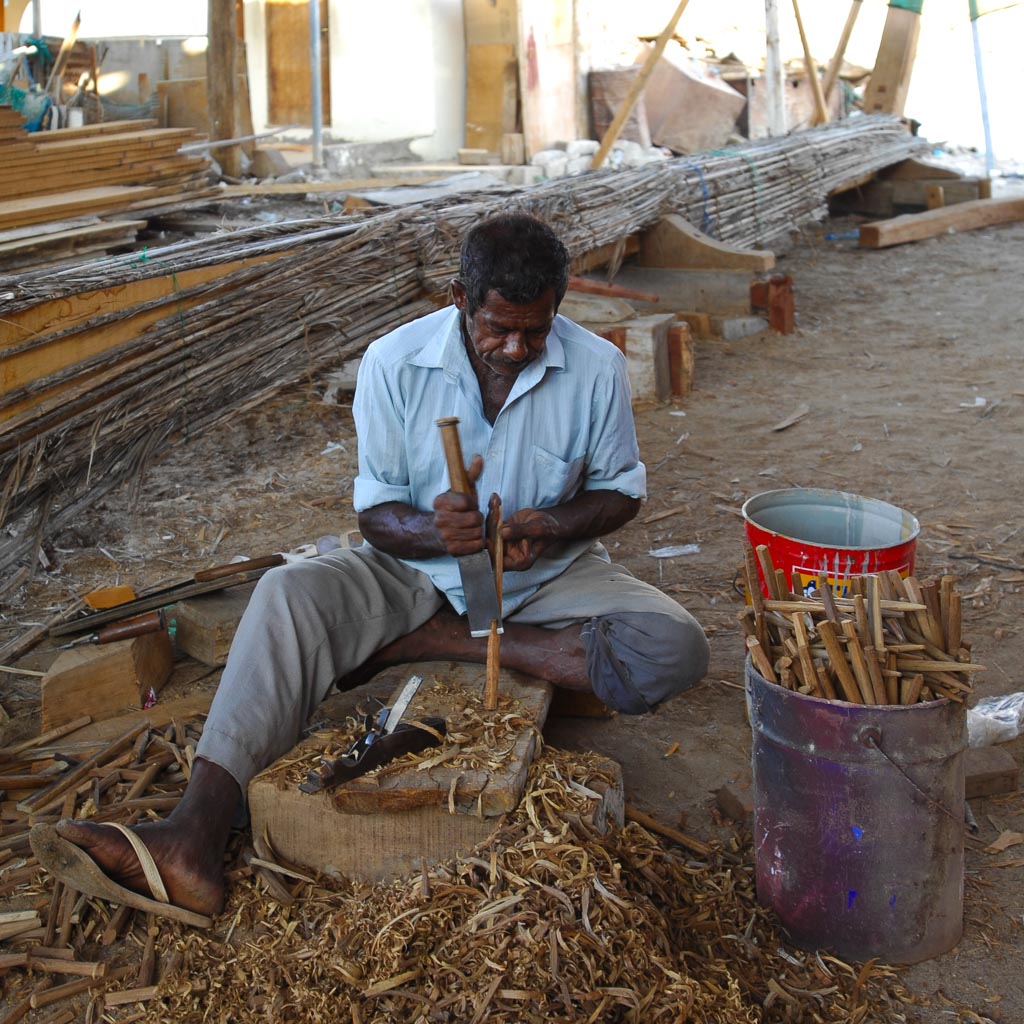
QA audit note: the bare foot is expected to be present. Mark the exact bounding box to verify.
[344,608,592,691]
[54,757,240,918]
[55,817,225,917]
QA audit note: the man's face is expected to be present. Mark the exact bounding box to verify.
[453,283,557,379]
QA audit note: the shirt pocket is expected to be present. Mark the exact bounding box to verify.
[532,445,585,506]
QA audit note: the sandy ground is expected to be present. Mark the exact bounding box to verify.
[3,211,1023,1021]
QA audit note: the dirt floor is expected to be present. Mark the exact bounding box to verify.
[3,210,1023,1021]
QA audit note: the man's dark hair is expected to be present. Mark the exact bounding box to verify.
[458,213,570,315]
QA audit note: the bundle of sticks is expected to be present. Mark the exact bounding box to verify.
[740,542,982,705]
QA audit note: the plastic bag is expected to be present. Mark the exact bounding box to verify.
[966,692,1024,748]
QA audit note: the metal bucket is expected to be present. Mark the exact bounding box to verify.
[746,657,966,963]
[742,488,920,598]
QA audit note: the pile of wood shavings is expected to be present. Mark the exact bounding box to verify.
[276,682,541,787]
[134,749,913,1024]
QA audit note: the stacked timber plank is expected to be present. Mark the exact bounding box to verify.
[0,109,214,233]
[0,116,925,579]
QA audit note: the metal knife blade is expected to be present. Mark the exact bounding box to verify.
[381,674,424,735]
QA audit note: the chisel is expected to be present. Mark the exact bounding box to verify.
[436,417,502,638]
[41,610,167,652]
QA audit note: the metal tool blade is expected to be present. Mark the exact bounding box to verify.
[458,550,503,637]
[381,674,424,735]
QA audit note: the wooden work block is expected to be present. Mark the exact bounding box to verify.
[173,582,256,666]
[40,631,174,732]
[249,662,554,882]
[667,322,694,397]
[617,314,675,403]
[965,746,1019,800]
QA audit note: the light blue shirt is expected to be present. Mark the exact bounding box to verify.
[352,305,646,616]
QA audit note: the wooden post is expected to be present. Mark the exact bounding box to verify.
[791,0,829,126]
[763,0,787,137]
[208,0,241,178]
[590,0,691,170]
[822,0,863,103]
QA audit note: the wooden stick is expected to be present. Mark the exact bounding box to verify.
[884,650,900,705]
[484,499,503,711]
[28,958,106,979]
[792,0,829,125]
[896,659,984,674]
[863,645,889,705]
[104,986,160,1008]
[816,620,862,703]
[815,572,841,622]
[822,0,863,102]
[842,620,877,704]
[755,545,782,600]
[30,975,103,1009]
[590,0,692,170]
[743,541,765,617]
[746,636,777,684]
[815,664,838,701]
[867,574,884,650]
[763,598,925,614]
[790,614,820,695]
[947,591,962,658]
[777,656,795,690]
[623,803,712,858]
[18,720,149,814]
[853,594,871,648]
[0,718,92,763]
[921,579,944,649]
[900,673,925,705]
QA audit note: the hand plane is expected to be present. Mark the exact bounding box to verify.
[299,674,446,793]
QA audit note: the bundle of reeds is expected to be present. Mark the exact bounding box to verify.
[0,116,924,583]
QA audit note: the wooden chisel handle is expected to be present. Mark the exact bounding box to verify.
[94,609,166,645]
[436,417,473,495]
[194,553,285,583]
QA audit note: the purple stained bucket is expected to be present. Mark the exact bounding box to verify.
[746,656,966,963]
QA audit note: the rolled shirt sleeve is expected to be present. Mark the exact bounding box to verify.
[352,345,414,511]
[581,347,647,500]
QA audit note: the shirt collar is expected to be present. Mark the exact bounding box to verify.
[409,306,567,379]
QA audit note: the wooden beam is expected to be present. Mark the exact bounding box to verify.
[639,214,775,272]
[862,3,922,116]
[859,197,1024,249]
[207,0,240,178]
[590,0,691,170]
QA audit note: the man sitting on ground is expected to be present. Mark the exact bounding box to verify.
[35,213,710,925]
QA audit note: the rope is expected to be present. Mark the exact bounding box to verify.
[678,161,715,237]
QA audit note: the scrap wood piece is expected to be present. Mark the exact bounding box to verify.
[859,197,1024,249]
[770,403,810,432]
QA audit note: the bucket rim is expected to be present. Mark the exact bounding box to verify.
[741,487,921,552]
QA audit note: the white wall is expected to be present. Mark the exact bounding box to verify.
[240,0,464,157]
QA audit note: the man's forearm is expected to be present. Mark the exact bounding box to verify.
[531,490,641,543]
[358,502,447,559]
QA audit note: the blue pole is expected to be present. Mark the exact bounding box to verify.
[969,1,995,176]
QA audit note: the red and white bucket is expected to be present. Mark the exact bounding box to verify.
[742,488,920,599]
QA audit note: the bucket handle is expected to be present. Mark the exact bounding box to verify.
[857,726,962,825]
